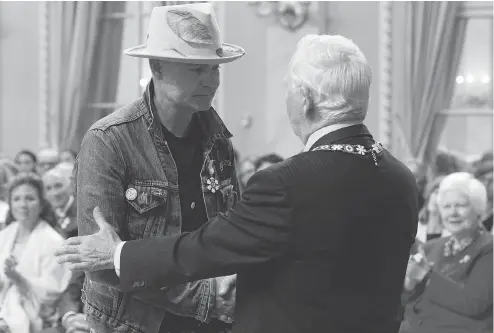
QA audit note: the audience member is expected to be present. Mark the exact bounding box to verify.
[254,153,284,172]
[42,167,77,239]
[238,157,256,190]
[14,150,37,174]
[59,149,77,165]
[0,173,72,333]
[37,148,60,175]
[401,172,492,333]
[416,176,445,242]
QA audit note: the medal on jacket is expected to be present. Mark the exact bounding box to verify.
[205,160,220,193]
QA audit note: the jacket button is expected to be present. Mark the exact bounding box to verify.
[191,202,195,209]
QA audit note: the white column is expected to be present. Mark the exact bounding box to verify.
[378,1,393,149]
[38,1,49,149]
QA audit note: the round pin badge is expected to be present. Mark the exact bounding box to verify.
[126,188,138,201]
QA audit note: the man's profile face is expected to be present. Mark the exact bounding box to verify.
[156,61,220,112]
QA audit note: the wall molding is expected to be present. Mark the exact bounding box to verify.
[378,1,393,148]
[39,1,49,149]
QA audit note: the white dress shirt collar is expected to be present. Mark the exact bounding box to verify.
[303,123,359,152]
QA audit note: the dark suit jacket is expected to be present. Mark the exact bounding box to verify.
[401,230,493,333]
[120,124,419,333]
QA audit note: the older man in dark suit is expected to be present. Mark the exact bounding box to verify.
[56,34,419,333]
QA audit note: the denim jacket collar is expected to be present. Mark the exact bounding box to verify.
[141,80,232,142]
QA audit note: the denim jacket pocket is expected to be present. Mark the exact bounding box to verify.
[125,182,168,239]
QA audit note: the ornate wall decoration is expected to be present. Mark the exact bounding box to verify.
[248,1,312,31]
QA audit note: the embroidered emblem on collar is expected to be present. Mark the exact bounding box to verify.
[311,142,384,166]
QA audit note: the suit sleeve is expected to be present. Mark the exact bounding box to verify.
[119,169,294,291]
[425,250,493,317]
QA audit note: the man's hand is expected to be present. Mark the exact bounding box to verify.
[64,313,90,333]
[55,207,122,272]
[213,275,236,323]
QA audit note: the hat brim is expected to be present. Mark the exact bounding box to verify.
[124,42,245,65]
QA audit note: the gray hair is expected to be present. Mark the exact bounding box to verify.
[437,172,488,217]
[287,35,372,125]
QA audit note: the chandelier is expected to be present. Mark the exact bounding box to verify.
[248,1,312,32]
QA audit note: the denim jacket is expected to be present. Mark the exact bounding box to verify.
[74,83,240,333]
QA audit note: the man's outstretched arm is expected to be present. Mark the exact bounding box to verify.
[119,169,294,292]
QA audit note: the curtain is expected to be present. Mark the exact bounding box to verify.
[391,1,467,179]
[47,2,125,151]
[73,2,126,151]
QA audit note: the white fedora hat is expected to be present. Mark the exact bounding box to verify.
[124,3,245,64]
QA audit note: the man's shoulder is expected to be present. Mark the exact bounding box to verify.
[264,148,416,197]
[263,150,338,184]
[88,98,145,132]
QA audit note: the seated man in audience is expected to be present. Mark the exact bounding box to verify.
[42,167,77,238]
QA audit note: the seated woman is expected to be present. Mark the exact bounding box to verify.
[0,173,72,333]
[401,172,493,333]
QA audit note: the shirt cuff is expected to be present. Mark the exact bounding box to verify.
[114,241,126,278]
[61,311,77,328]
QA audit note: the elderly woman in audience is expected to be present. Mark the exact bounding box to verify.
[0,173,72,333]
[14,150,38,174]
[42,166,77,239]
[401,172,493,333]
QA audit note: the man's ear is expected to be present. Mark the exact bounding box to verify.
[300,86,314,119]
[149,59,162,77]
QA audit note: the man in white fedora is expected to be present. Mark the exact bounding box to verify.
[67,3,244,333]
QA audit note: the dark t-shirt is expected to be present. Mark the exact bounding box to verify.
[161,114,208,233]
